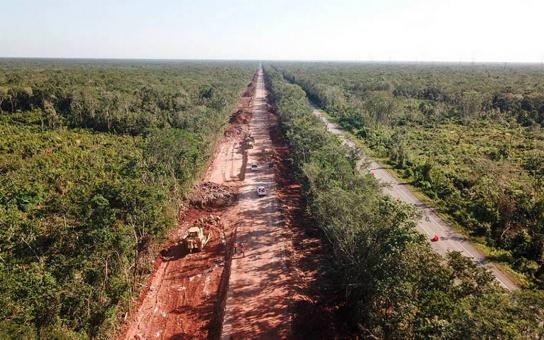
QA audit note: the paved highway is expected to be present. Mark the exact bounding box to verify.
[312,106,518,291]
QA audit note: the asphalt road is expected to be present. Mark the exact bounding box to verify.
[312,106,518,291]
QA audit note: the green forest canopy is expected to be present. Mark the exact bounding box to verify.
[273,62,544,287]
[0,60,256,338]
[264,64,544,338]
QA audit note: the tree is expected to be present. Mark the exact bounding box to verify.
[0,86,9,112]
[367,92,396,125]
[43,100,61,129]
[458,90,483,118]
[524,151,544,189]
[388,132,410,168]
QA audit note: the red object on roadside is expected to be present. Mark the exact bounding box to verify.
[431,234,439,242]
[239,242,246,257]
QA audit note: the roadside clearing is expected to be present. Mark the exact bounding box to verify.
[119,74,256,340]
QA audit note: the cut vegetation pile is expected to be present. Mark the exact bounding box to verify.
[190,215,224,241]
[189,182,236,209]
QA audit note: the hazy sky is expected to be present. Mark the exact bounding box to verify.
[2,0,543,62]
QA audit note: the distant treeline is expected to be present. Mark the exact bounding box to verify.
[0,61,250,134]
[278,62,544,126]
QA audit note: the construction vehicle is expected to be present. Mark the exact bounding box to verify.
[184,227,211,252]
[243,134,255,149]
[257,185,267,197]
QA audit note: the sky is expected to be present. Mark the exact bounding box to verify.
[1,0,544,63]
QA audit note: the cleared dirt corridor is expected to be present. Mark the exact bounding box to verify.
[221,69,292,338]
[120,74,255,339]
[120,69,302,339]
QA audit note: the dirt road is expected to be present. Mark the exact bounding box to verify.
[121,70,311,339]
[221,69,292,338]
[312,106,518,291]
[120,77,255,340]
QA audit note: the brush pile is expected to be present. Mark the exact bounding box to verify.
[190,182,236,208]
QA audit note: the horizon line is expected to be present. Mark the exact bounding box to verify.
[1,56,544,65]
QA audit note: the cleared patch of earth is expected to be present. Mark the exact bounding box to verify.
[119,70,345,339]
[118,75,255,340]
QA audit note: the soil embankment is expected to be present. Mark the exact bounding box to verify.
[120,70,340,339]
[119,75,256,339]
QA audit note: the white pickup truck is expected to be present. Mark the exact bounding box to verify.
[257,185,266,197]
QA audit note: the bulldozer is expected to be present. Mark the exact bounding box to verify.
[242,133,255,149]
[184,226,211,253]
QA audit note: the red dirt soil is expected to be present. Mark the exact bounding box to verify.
[117,69,344,339]
[117,76,255,340]
[265,84,347,340]
[220,69,292,338]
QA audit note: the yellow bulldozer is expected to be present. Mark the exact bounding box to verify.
[184,227,211,253]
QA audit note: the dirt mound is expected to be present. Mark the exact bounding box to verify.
[193,214,221,227]
[225,106,252,137]
[223,76,254,138]
[242,77,257,98]
[224,124,242,137]
[239,96,252,107]
[190,182,236,209]
[229,108,252,125]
